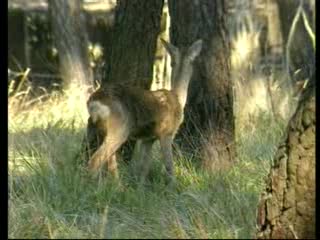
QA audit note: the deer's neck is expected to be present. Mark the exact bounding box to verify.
[173,66,193,109]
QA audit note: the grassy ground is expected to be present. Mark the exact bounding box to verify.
[8,88,286,239]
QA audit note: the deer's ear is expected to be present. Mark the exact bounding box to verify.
[161,38,178,56]
[187,39,203,61]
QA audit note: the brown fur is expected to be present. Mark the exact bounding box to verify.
[86,39,203,182]
[89,86,183,139]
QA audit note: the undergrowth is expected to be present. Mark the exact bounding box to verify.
[8,87,286,239]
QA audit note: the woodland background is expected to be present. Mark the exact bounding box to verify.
[8,0,315,238]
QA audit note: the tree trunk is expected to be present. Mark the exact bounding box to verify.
[256,76,315,239]
[102,0,164,89]
[83,0,164,163]
[168,0,235,170]
[265,0,283,63]
[49,0,93,89]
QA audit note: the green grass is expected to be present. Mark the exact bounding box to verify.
[8,89,286,239]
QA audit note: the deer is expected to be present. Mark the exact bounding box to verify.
[86,39,203,183]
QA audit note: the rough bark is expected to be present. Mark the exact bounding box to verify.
[256,76,315,239]
[102,0,164,89]
[168,0,234,170]
[84,0,164,163]
[48,0,93,88]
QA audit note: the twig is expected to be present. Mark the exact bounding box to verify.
[285,1,303,91]
[16,68,31,93]
[289,224,299,239]
[301,9,315,50]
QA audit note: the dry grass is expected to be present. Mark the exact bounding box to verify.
[8,1,315,237]
[8,80,286,238]
[8,10,293,236]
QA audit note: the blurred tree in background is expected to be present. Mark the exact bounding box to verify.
[48,0,93,89]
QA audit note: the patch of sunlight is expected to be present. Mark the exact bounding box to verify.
[9,84,89,132]
[9,158,33,176]
[83,0,117,12]
[231,30,260,71]
[8,148,39,176]
[236,77,271,118]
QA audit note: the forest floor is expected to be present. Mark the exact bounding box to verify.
[8,87,286,239]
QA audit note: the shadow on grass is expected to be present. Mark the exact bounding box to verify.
[8,122,270,239]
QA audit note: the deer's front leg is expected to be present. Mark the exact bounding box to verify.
[136,139,155,183]
[159,135,175,182]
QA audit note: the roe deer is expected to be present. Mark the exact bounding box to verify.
[86,39,203,182]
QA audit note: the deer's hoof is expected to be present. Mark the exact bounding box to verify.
[109,169,119,180]
[88,158,100,173]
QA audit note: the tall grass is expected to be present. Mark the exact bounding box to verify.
[8,84,286,239]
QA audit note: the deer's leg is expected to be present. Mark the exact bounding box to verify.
[159,135,175,181]
[88,129,128,178]
[137,139,154,182]
[85,117,104,160]
[107,153,118,178]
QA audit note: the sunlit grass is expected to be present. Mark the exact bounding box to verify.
[229,10,299,128]
[8,83,286,239]
[8,17,289,236]
[9,83,89,133]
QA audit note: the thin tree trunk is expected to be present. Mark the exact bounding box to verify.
[256,76,315,239]
[168,0,235,170]
[151,0,171,91]
[265,0,283,63]
[49,0,93,89]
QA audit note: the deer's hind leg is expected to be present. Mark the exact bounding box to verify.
[88,125,129,178]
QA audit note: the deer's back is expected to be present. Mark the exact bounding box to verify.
[88,85,184,139]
